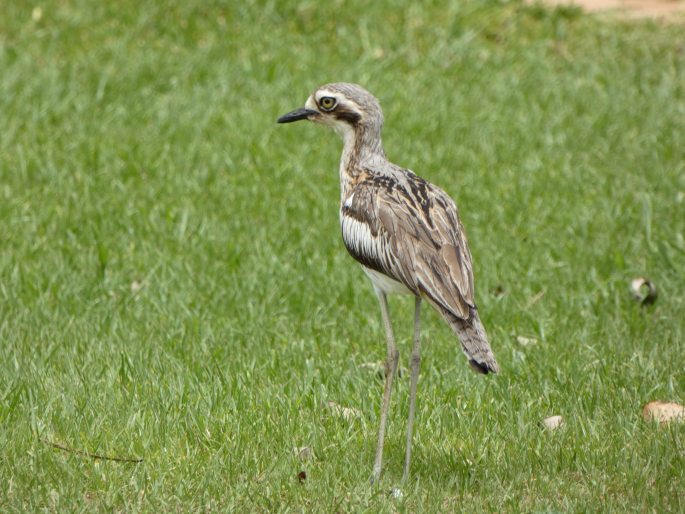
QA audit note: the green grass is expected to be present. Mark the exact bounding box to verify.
[1,0,684,511]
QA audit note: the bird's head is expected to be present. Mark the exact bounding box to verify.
[277,83,383,141]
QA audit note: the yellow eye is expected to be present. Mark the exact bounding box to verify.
[320,96,336,111]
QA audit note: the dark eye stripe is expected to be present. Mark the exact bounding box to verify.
[334,110,361,125]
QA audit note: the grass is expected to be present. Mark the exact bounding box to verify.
[1,0,684,511]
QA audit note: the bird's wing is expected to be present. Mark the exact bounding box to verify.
[343,170,475,320]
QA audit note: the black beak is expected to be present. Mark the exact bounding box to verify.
[277,107,317,124]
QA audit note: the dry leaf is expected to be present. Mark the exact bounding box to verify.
[541,415,564,430]
[642,401,685,425]
[359,361,406,378]
[516,336,538,347]
[297,470,307,483]
[293,446,314,460]
[359,362,384,373]
[327,401,361,422]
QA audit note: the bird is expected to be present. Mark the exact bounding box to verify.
[277,83,498,483]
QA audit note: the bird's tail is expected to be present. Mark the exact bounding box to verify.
[444,308,499,374]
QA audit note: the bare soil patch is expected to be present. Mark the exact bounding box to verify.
[532,0,685,19]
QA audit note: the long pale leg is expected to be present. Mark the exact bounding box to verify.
[372,288,399,483]
[402,297,422,482]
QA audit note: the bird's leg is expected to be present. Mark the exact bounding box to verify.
[402,297,422,482]
[372,289,399,484]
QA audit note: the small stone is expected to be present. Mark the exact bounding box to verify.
[630,277,657,306]
[390,487,403,499]
[642,401,685,425]
[541,415,564,430]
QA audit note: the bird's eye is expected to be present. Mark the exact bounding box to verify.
[319,96,336,111]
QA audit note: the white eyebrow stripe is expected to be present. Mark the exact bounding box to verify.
[316,89,336,100]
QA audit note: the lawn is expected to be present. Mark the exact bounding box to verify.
[1,0,684,511]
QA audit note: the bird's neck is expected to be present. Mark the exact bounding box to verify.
[339,125,385,201]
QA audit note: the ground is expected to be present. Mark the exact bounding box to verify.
[1,1,684,512]
[533,0,685,18]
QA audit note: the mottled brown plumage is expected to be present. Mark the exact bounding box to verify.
[278,82,498,482]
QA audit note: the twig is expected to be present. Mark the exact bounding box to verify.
[42,439,143,463]
[525,289,545,309]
